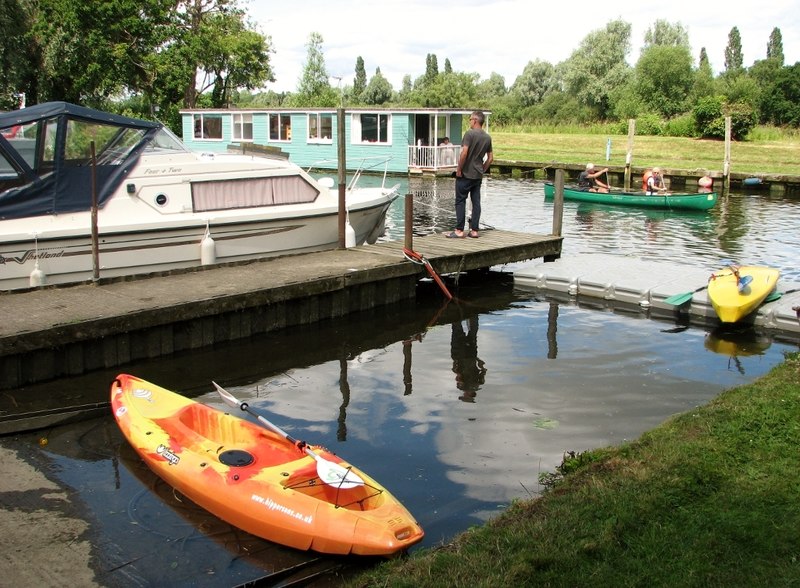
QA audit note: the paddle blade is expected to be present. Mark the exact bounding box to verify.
[212,381,242,409]
[314,457,365,489]
[664,291,695,306]
[764,290,782,303]
[738,274,753,292]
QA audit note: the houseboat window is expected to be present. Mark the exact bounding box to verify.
[233,113,253,141]
[308,113,333,143]
[269,114,292,142]
[191,176,319,212]
[193,114,223,140]
[354,113,390,144]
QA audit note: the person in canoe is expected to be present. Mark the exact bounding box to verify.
[577,163,609,193]
[644,167,668,195]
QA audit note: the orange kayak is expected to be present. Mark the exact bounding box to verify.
[111,373,424,556]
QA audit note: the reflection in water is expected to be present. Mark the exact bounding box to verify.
[450,316,487,402]
[705,326,773,375]
[547,302,559,359]
[337,354,351,441]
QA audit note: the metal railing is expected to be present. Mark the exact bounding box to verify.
[408,145,459,170]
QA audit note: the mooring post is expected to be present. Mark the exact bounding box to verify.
[552,168,564,237]
[625,119,635,191]
[404,193,413,251]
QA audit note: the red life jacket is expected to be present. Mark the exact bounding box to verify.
[642,170,653,191]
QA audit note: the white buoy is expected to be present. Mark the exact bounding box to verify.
[200,222,216,265]
[29,261,46,287]
[29,232,46,286]
[345,212,356,248]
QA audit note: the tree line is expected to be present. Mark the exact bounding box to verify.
[2,0,797,140]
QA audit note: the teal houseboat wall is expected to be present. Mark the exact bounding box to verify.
[180,108,481,175]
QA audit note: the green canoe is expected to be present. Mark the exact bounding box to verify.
[543,182,718,211]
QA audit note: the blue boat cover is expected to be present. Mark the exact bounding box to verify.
[0,102,161,221]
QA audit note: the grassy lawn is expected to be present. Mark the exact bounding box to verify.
[491,130,800,176]
[350,353,800,587]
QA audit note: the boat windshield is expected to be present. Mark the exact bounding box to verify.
[144,127,191,154]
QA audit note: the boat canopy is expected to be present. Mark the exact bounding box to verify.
[0,102,164,220]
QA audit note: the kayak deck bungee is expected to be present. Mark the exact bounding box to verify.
[111,373,424,556]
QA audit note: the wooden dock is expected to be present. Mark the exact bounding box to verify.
[0,229,562,391]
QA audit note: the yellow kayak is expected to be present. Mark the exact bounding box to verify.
[707,265,780,323]
[111,374,424,556]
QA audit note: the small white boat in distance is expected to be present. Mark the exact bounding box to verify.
[0,102,399,290]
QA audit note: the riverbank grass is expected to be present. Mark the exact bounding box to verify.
[351,353,800,587]
[493,129,800,176]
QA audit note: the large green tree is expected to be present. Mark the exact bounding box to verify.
[724,26,744,73]
[760,63,800,126]
[291,32,338,106]
[353,56,367,100]
[0,0,35,108]
[561,19,632,119]
[361,67,393,105]
[635,44,694,118]
[198,11,274,108]
[12,0,271,118]
[512,59,557,107]
[766,27,784,64]
[643,19,690,48]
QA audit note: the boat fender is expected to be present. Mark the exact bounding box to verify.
[201,223,216,265]
[29,261,46,287]
[345,213,357,248]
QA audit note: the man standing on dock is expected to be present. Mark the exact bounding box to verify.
[446,111,493,239]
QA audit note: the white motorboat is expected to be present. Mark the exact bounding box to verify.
[0,102,399,290]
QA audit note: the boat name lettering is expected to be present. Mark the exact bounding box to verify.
[251,493,313,524]
[143,167,183,175]
[0,249,65,265]
[156,444,180,465]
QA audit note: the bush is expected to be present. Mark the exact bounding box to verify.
[664,113,698,138]
[634,113,665,136]
[694,95,757,140]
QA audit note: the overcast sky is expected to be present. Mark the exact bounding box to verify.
[245,0,799,94]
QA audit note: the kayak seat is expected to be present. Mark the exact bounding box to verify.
[172,403,301,466]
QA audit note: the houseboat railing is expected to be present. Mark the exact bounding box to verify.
[409,145,459,169]
[306,156,394,190]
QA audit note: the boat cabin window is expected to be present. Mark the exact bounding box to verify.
[64,119,148,166]
[308,113,333,143]
[232,113,253,142]
[145,127,190,153]
[0,145,25,193]
[191,176,320,212]
[193,113,223,140]
[352,113,391,144]
[268,114,292,142]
